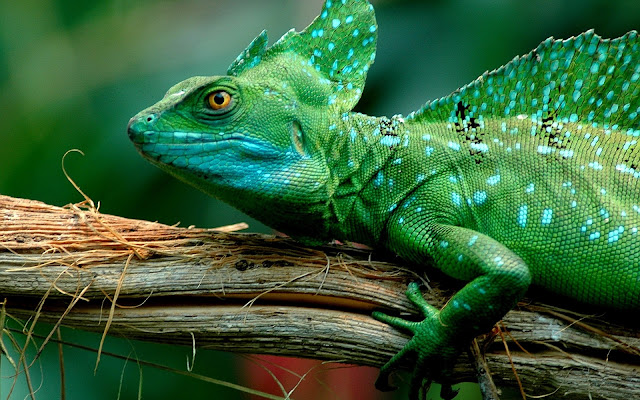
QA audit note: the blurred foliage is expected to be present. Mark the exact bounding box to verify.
[0,0,637,399]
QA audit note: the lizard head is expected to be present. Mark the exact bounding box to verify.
[128,0,377,238]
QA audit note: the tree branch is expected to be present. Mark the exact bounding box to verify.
[1,194,639,399]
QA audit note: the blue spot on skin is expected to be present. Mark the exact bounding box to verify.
[487,174,501,186]
[440,241,449,248]
[448,141,461,151]
[608,226,624,243]
[559,149,574,158]
[452,192,462,207]
[349,129,357,142]
[345,15,354,23]
[353,29,360,37]
[541,208,553,225]
[588,161,604,170]
[388,204,397,212]
[525,183,535,193]
[473,191,488,205]
[470,142,489,153]
[398,217,404,224]
[468,235,478,246]
[537,145,554,155]
[517,205,528,228]
[328,42,335,51]
[573,90,581,102]
[374,171,384,187]
[493,256,504,267]
[589,231,601,241]
[332,19,341,28]
[347,48,354,59]
[380,136,401,147]
[425,146,434,156]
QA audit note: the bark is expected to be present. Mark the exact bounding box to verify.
[1,194,639,399]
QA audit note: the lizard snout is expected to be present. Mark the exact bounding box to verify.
[127,113,158,143]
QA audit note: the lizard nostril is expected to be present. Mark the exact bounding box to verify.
[128,113,157,142]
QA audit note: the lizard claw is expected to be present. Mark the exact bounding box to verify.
[440,383,459,400]
[373,368,397,392]
[373,282,461,399]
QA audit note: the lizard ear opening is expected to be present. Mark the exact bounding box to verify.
[291,120,307,157]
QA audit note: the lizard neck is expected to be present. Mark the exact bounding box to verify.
[324,113,444,246]
[324,112,487,248]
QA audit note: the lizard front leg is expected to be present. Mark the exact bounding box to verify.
[374,219,531,399]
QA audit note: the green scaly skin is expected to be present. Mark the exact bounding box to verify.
[127,0,639,398]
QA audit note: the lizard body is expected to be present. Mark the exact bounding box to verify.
[128,0,639,398]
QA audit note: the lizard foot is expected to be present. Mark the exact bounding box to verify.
[373,282,461,400]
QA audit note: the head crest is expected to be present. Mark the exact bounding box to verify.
[227,30,269,76]
[227,0,378,111]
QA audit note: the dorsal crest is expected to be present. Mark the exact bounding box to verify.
[410,30,639,134]
[227,0,378,111]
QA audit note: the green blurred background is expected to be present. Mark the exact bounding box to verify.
[0,0,637,399]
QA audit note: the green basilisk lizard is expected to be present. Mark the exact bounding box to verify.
[128,0,639,398]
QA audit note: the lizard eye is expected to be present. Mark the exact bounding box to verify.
[208,90,232,111]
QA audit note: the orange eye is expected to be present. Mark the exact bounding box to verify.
[208,90,232,110]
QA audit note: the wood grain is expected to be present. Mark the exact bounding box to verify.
[1,194,639,399]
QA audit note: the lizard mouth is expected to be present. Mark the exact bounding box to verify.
[129,128,280,160]
[127,115,281,162]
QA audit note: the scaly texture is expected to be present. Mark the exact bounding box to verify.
[127,0,639,398]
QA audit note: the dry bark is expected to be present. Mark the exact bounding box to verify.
[1,194,639,399]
